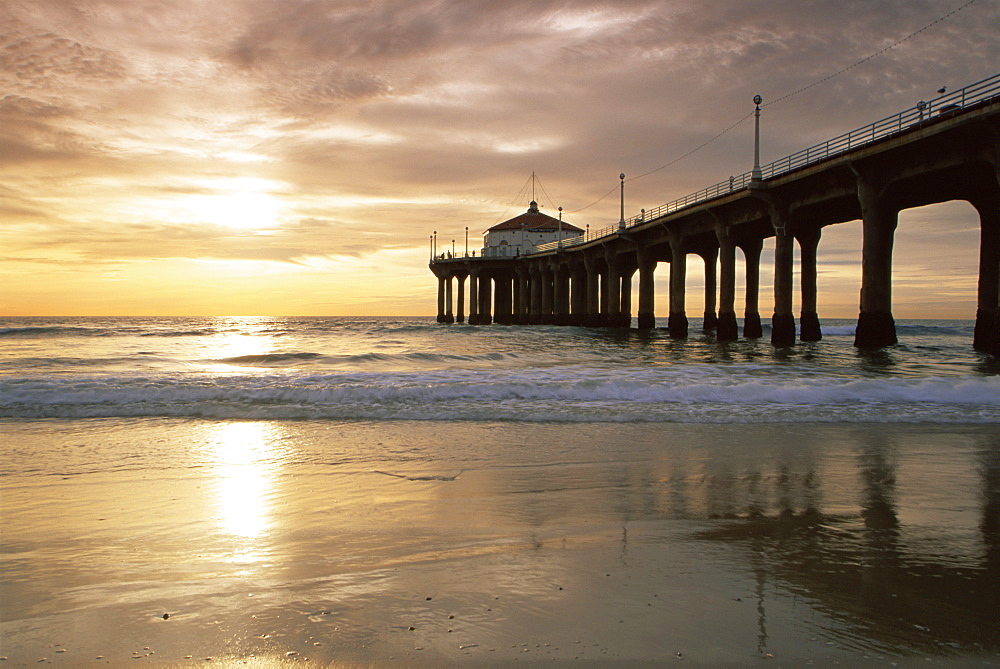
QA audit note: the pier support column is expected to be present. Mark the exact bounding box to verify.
[554,265,570,325]
[603,262,625,328]
[510,269,522,324]
[491,275,503,324]
[436,275,447,323]
[741,238,764,339]
[468,272,479,324]
[702,249,719,332]
[507,274,516,324]
[637,252,656,329]
[974,197,1000,354]
[585,257,601,327]
[529,264,543,324]
[444,275,455,323]
[477,274,493,325]
[769,205,796,346]
[668,235,688,338]
[570,263,587,326]
[619,268,635,327]
[603,260,621,328]
[797,227,822,341]
[456,274,466,323]
[854,170,898,347]
[540,266,555,324]
[599,266,612,327]
[523,268,533,323]
[509,272,519,324]
[494,274,512,324]
[715,223,739,341]
[771,224,796,347]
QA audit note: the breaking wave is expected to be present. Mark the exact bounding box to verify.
[2,367,997,423]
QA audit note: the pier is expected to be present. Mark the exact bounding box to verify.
[430,74,1000,353]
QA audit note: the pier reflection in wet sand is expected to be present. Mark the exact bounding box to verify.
[694,426,999,657]
[1,419,997,665]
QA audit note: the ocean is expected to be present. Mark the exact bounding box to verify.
[1,316,998,423]
[1,316,999,666]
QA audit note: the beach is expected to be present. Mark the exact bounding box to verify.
[1,317,999,665]
[2,418,998,666]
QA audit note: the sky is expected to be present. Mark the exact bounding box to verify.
[2,0,997,318]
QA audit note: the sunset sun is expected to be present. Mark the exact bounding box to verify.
[185,189,286,230]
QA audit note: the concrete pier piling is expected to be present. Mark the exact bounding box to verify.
[741,239,764,339]
[798,228,822,342]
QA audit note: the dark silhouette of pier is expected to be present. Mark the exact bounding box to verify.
[430,74,1000,353]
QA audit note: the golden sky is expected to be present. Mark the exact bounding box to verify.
[1,0,997,317]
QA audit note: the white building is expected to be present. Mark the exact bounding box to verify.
[482,201,584,257]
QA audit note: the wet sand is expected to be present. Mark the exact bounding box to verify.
[1,419,998,666]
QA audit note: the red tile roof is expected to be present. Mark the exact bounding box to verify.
[487,202,584,233]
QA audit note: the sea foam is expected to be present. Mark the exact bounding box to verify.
[2,367,997,422]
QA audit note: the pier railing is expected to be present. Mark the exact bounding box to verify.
[533,72,1000,254]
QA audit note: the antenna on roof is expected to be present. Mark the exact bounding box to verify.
[531,171,536,203]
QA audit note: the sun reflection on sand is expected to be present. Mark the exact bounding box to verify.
[206,422,283,545]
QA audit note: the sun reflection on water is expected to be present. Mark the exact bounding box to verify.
[201,316,281,372]
[207,422,283,544]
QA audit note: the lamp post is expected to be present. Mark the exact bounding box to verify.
[429,234,433,262]
[558,206,563,248]
[433,230,437,259]
[751,94,763,184]
[618,173,626,231]
[452,239,455,257]
[465,226,468,256]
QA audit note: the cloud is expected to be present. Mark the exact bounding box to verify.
[0,24,128,93]
[1,0,995,315]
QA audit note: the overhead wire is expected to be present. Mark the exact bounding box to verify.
[532,173,559,212]
[627,111,756,183]
[567,0,979,214]
[765,0,978,108]
[492,173,534,226]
